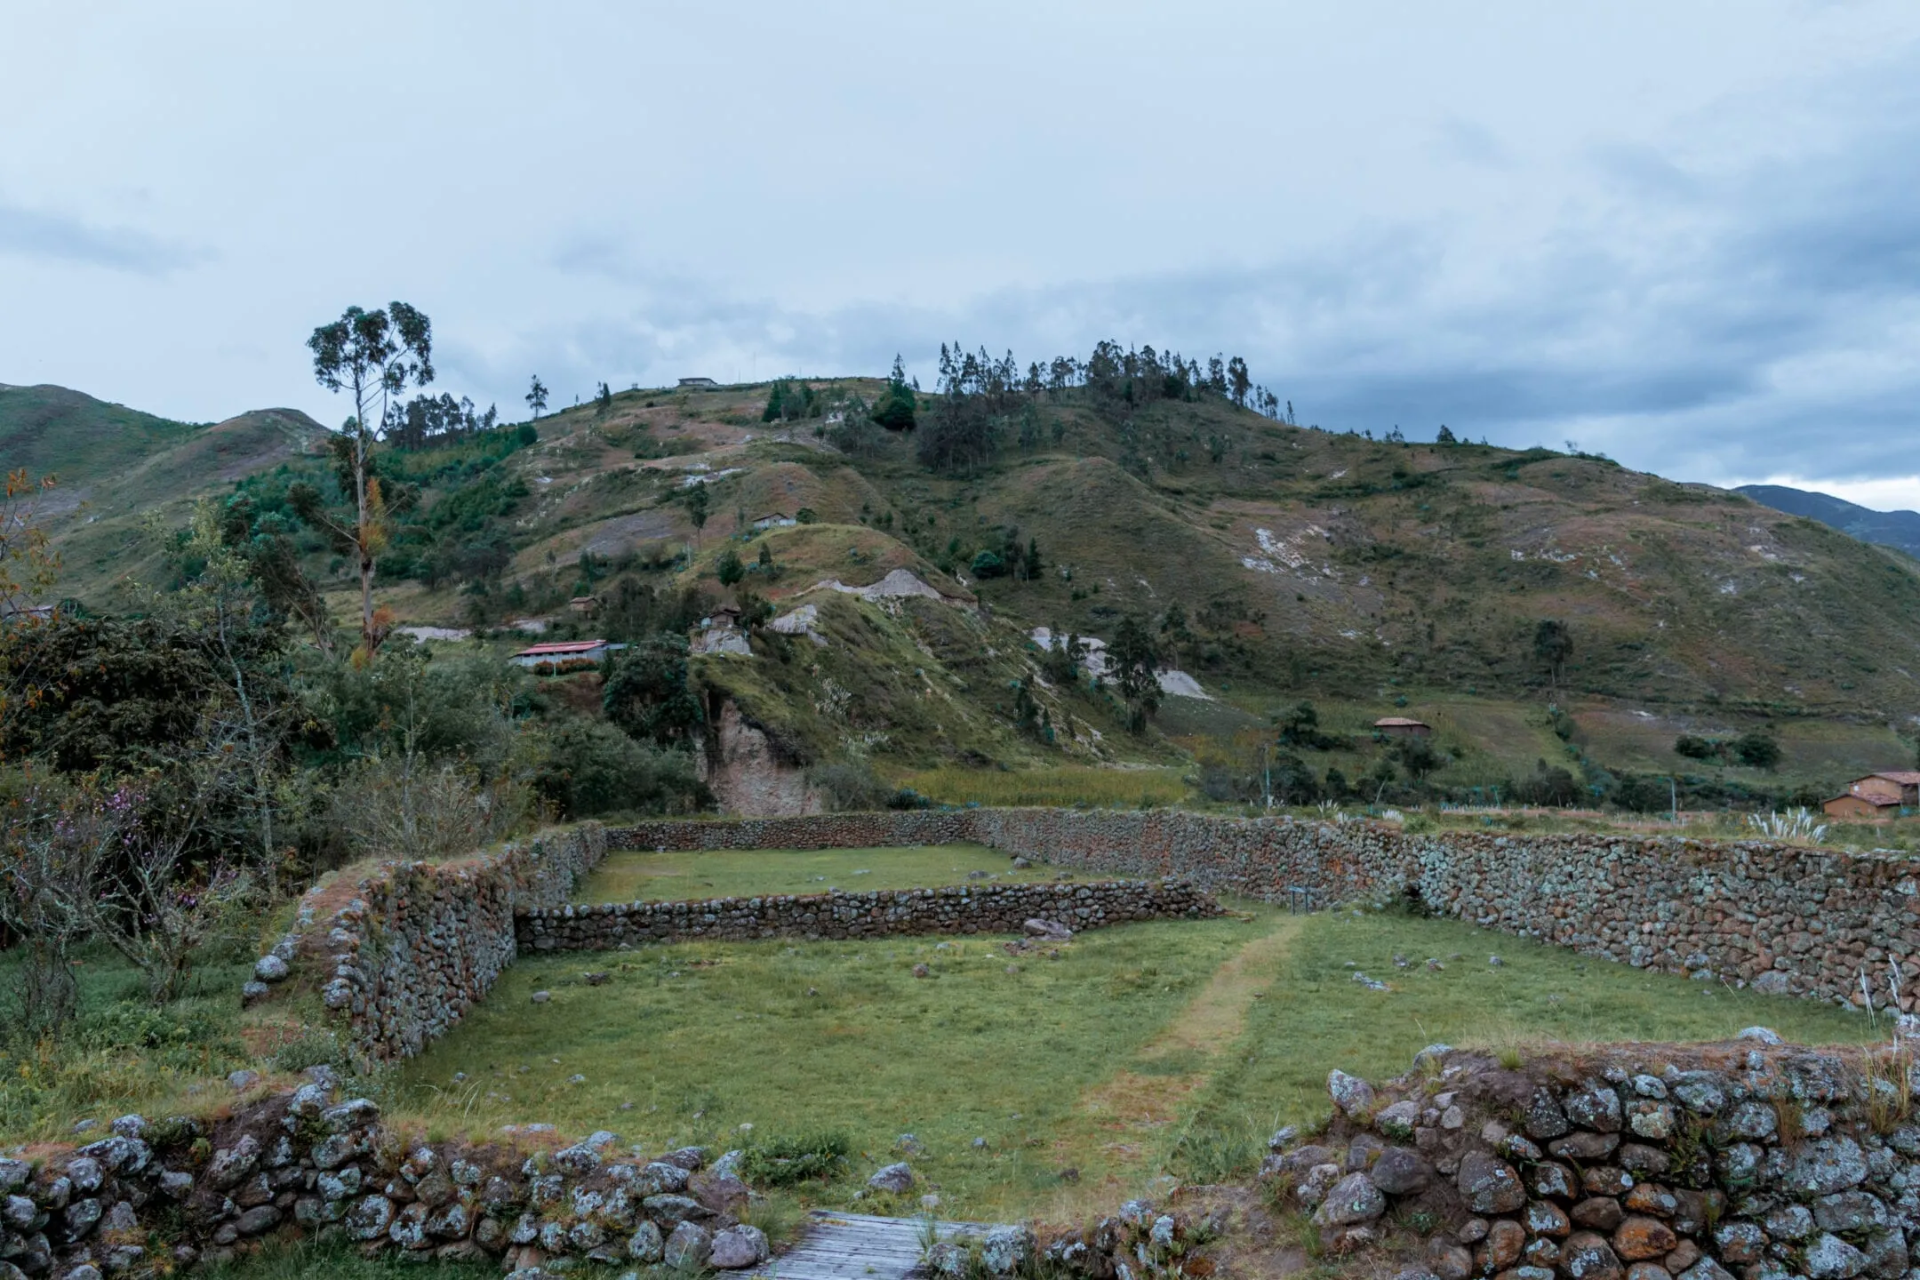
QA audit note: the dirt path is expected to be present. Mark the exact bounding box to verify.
[1044,914,1302,1218]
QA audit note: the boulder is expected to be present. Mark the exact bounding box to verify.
[709,1225,770,1269]
[1327,1069,1377,1118]
[868,1163,916,1193]
[1456,1151,1525,1214]
[1311,1173,1386,1227]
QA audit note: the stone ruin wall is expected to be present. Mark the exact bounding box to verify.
[285,806,1920,1074]
[1262,1040,1920,1280]
[288,824,609,1070]
[12,1041,1920,1280]
[516,878,1221,951]
[618,809,1920,1011]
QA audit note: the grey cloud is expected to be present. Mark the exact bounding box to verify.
[0,198,206,275]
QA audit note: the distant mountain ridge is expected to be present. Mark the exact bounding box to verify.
[1736,484,1920,559]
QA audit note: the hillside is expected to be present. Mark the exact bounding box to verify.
[21,370,1920,803]
[1737,483,1920,560]
[0,386,327,594]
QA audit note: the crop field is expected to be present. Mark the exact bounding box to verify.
[390,851,1877,1222]
[577,843,1058,903]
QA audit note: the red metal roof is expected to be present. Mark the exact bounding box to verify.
[513,640,609,656]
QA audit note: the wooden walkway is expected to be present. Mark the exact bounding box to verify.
[753,1210,1002,1280]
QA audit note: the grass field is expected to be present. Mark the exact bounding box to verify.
[576,843,1055,903]
[388,896,1876,1222]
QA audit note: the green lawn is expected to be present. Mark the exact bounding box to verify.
[387,901,1879,1222]
[385,913,1265,1219]
[1172,907,1879,1178]
[576,843,1058,903]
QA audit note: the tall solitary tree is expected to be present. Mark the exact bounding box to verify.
[1534,619,1573,688]
[526,374,549,420]
[306,303,434,662]
[1109,615,1163,733]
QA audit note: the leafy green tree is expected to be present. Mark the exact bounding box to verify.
[1024,537,1043,581]
[1227,356,1251,407]
[716,547,745,585]
[526,375,548,419]
[1533,619,1573,686]
[1109,615,1162,733]
[306,302,434,661]
[1393,735,1442,781]
[1437,425,1457,444]
[870,355,918,431]
[686,484,710,546]
[595,381,613,416]
[970,550,1007,579]
[1275,700,1335,750]
[1159,602,1194,666]
[603,634,704,746]
[1731,730,1781,770]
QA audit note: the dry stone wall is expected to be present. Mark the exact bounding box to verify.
[0,1078,772,1279]
[289,825,608,1070]
[606,810,1920,1012]
[516,878,1221,951]
[1262,1040,1920,1280]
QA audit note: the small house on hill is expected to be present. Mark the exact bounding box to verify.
[1374,717,1432,738]
[678,376,719,390]
[568,595,599,616]
[509,639,624,670]
[1822,771,1920,819]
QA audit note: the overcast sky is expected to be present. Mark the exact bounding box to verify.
[4,1,1918,505]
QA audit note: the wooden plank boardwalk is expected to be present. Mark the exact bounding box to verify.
[752,1210,1003,1280]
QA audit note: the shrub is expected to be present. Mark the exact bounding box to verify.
[969,550,1006,579]
[1732,730,1781,769]
[808,761,892,812]
[1674,734,1722,761]
[530,719,707,819]
[741,1132,850,1186]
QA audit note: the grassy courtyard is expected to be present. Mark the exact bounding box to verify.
[576,843,1057,903]
[389,888,1877,1222]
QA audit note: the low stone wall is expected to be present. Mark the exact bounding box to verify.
[0,1079,773,1279]
[296,824,609,1070]
[614,811,976,851]
[1260,1039,1915,1280]
[515,878,1221,951]
[604,810,1920,1012]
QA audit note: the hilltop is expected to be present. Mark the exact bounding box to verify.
[16,364,1920,805]
[1738,483,1920,560]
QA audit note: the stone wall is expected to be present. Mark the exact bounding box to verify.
[614,811,976,851]
[1256,1039,1918,1280]
[0,1078,775,1279]
[515,878,1221,951]
[296,824,608,1070]
[606,810,1920,1012]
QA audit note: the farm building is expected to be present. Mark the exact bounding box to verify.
[677,376,719,390]
[1373,717,1432,738]
[509,639,624,670]
[1822,770,1920,819]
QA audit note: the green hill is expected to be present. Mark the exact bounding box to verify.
[20,369,1920,804]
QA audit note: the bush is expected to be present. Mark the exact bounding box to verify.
[808,761,891,812]
[1674,734,1722,761]
[741,1132,850,1186]
[1731,730,1781,769]
[530,719,707,819]
[969,550,1006,579]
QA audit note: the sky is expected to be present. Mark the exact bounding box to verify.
[3,1,1918,505]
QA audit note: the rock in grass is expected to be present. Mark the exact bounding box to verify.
[709,1225,769,1269]
[1327,1069,1376,1117]
[254,954,289,983]
[868,1162,915,1193]
[663,1222,711,1269]
[531,991,552,1004]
